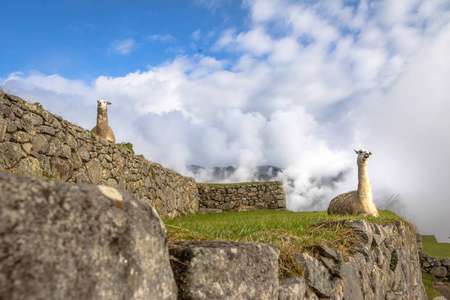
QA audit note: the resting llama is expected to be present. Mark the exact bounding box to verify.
[91,99,115,143]
[327,149,379,217]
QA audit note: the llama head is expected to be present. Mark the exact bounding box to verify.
[97,98,112,108]
[354,149,373,164]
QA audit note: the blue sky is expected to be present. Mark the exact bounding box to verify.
[1,0,248,80]
[1,0,450,241]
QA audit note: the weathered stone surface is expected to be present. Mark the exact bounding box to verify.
[31,134,49,153]
[16,157,42,177]
[292,220,427,300]
[0,141,24,167]
[170,241,279,300]
[294,253,341,299]
[441,258,450,267]
[198,181,286,212]
[0,173,177,300]
[278,277,306,300]
[0,117,7,141]
[430,266,448,278]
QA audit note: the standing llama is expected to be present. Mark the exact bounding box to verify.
[91,99,115,143]
[327,149,379,217]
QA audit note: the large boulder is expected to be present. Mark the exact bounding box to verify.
[0,173,177,300]
[170,241,279,300]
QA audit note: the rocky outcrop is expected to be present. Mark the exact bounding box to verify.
[0,173,177,300]
[169,241,279,300]
[282,220,427,299]
[197,181,286,212]
[0,90,198,218]
[168,220,426,300]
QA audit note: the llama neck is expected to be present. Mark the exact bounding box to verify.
[97,107,109,126]
[357,162,372,202]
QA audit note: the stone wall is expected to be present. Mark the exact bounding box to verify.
[421,252,450,280]
[287,220,427,299]
[171,219,427,299]
[197,181,286,212]
[0,91,198,218]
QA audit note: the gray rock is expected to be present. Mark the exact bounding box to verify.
[341,258,364,300]
[31,134,49,153]
[170,241,279,300]
[441,258,450,267]
[0,117,7,141]
[0,141,25,167]
[430,266,448,278]
[293,253,341,299]
[0,173,177,300]
[278,277,306,300]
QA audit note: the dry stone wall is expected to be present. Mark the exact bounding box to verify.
[0,91,198,218]
[421,252,450,280]
[197,181,286,212]
[289,220,427,299]
[169,219,426,299]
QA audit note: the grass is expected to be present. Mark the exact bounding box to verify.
[422,270,443,299]
[422,235,450,259]
[116,142,135,154]
[164,209,408,278]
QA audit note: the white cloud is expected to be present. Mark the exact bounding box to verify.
[2,0,450,241]
[191,29,201,41]
[244,0,286,23]
[109,38,135,55]
[148,34,176,43]
[194,0,230,10]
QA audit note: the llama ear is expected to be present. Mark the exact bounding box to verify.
[107,101,112,105]
[354,149,359,154]
[369,151,373,155]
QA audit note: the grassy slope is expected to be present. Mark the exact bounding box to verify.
[420,236,450,298]
[422,235,450,259]
[164,209,407,278]
[422,271,443,299]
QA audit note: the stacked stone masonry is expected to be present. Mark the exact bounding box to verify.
[421,252,450,280]
[0,91,198,218]
[197,181,286,212]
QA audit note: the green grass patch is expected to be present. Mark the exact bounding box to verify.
[422,270,443,299]
[422,235,450,259]
[164,209,408,278]
[116,142,135,155]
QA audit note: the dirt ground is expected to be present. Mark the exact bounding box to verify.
[434,279,450,299]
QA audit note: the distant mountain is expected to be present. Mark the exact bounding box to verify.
[187,165,283,182]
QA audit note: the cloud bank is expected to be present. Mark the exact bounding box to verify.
[2,0,450,241]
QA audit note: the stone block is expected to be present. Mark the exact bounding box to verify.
[0,141,25,167]
[441,258,450,267]
[278,277,306,300]
[0,173,177,300]
[294,253,339,299]
[430,266,448,278]
[170,241,279,300]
